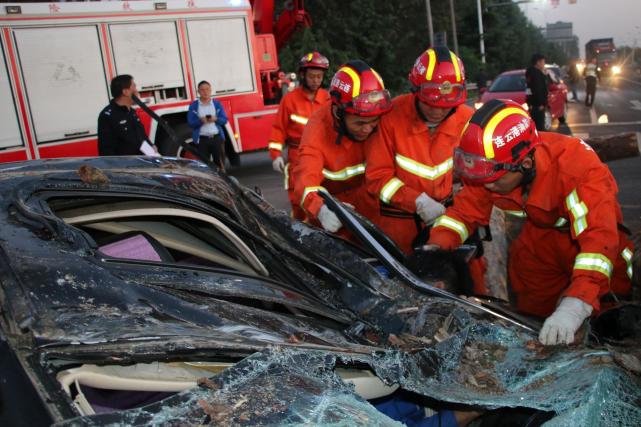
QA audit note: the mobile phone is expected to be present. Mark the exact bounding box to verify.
[206,114,212,119]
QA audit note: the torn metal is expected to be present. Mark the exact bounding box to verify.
[0,157,638,426]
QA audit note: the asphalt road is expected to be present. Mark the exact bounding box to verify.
[230,75,641,232]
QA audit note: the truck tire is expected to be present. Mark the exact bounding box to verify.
[156,123,192,157]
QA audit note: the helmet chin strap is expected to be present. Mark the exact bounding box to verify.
[299,69,311,91]
[516,154,536,189]
[333,107,359,144]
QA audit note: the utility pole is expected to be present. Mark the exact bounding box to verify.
[425,0,434,48]
[478,0,547,64]
[449,0,459,55]
[476,0,486,63]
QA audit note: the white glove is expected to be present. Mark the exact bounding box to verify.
[317,204,342,233]
[415,193,445,225]
[272,156,285,173]
[539,297,593,345]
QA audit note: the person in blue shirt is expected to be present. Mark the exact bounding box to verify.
[372,394,482,427]
[187,80,229,170]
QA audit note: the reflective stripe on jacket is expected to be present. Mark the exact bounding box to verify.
[429,132,630,312]
[365,94,473,212]
[294,106,377,220]
[268,86,330,160]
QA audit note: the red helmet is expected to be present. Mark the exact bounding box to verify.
[329,60,392,117]
[298,51,330,71]
[409,47,467,108]
[454,99,540,183]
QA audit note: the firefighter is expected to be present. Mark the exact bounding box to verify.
[269,51,330,220]
[294,60,392,233]
[365,47,473,254]
[427,99,633,345]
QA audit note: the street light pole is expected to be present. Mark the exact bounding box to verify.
[449,0,459,55]
[476,0,486,63]
[426,0,434,47]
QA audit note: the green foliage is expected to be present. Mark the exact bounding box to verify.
[277,0,568,94]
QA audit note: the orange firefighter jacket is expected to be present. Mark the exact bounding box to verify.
[365,94,473,212]
[429,132,633,314]
[294,106,377,220]
[268,86,330,160]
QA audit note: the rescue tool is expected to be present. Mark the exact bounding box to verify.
[320,191,540,333]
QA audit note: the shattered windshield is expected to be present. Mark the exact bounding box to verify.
[57,305,641,426]
[0,159,639,427]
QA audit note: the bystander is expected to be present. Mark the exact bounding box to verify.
[187,80,229,171]
[98,75,158,156]
[525,54,548,131]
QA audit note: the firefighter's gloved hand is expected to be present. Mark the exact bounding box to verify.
[418,243,441,252]
[415,193,445,225]
[539,297,593,345]
[272,157,285,173]
[318,204,342,233]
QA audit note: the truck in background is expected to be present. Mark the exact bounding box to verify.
[0,0,304,163]
[585,38,621,77]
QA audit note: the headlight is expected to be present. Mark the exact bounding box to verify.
[521,103,529,111]
[474,102,484,110]
[612,65,621,75]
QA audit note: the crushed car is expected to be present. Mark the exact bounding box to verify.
[0,157,639,426]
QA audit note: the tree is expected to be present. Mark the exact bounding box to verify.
[277,0,568,94]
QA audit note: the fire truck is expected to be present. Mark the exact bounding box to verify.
[0,0,310,163]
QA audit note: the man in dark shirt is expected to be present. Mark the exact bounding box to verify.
[98,74,158,156]
[525,53,548,131]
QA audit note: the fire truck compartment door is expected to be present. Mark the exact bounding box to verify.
[186,17,255,95]
[109,22,184,91]
[13,26,109,144]
[0,47,22,149]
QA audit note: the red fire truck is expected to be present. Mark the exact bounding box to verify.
[0,0,307,163]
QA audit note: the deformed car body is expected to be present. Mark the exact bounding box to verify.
[0,157,639,426]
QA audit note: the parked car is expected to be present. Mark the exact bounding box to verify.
[0,157,639,426]
[477,68,568,130]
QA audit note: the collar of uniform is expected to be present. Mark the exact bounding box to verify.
[110,99,131,112]
[319,105,358,148]
[398,94,430,135]
[296,86,327,105]
[523,135,556,211]
[435,105,471,137]
[313,87,329,104]
[198,99,214,107]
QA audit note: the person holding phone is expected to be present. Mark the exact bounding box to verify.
[187,80,229,170]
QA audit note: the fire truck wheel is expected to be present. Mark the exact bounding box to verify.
[157,123,192,157]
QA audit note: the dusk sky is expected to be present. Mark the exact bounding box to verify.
[519,0,641,56]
